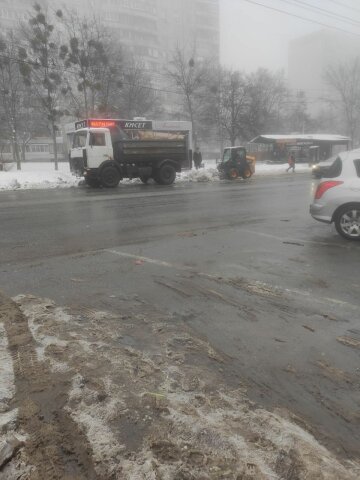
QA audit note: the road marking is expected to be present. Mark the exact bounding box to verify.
[105,249,192,270]
[106,248,359,311]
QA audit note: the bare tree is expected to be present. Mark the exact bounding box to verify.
[18,93,45,164]
[167,47,209,147]
[216,68,250,146]
[96,43,124,117]
[286,90,309,134]
[325,58,360,145]
[19,3,63,170]
[0,33,23,169]
[247,69,287,135]
[59,11,118,118]
[116,56,161,119]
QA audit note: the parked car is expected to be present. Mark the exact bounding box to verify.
[311,156,337,178]
[310,149,360,240]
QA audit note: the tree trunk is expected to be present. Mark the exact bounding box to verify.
[190,110,197,149]
[83,85,89,118]
[10,136,21,170]
[21,143,26,164]
[15,143,21,170]
[14,133,21,170]
[52,124,58,171]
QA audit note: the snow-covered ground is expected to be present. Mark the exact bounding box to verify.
[0,160,312,191]
[0,162,78,191]
[180,160,311,183]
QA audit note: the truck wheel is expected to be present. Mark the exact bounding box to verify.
[100,165,120,188]
[155,163,176,185]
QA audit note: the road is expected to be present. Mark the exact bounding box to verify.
[0,174,359,472]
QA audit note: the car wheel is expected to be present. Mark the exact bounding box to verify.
[334,205,360,240]
[100,165,120,188]
[227,168,239,180]
[154,163,176,185]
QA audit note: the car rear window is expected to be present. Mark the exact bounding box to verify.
[354,159,360,177]
[324,156,342,178]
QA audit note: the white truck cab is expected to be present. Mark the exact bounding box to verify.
[72,128,114,169]
[69,124,189,188]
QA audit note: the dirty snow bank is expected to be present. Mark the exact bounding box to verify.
[0,324,15,409]
[13,294,72,373]
[0,160,312,191]
[0,321,23,477]
[7,295,359,480]
[178,161,311,183]
[0,323,17,433]
[0,162,79,190]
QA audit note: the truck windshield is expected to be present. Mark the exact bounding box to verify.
[89,132,106,146]
[73,131,87,148]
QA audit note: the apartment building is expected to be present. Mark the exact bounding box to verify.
[0,0,219,68]
[288,29,360,114]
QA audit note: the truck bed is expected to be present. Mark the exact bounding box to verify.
[116,139,189,165]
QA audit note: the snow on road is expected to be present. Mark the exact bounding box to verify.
[0,160,312,191]
[0,294,358,479]
[0,323,16,421]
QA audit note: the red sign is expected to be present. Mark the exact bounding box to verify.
[89,120,116,128]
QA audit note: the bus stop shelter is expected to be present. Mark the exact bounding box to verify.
[250,134,350,163]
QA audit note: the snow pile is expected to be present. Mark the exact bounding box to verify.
[178,166,219,183]
[8,295,360,480]
[0,162,79,191]
[0,322,18,440]
[0,160,312,191]
[177,161,311,183]
[0,323,15,413]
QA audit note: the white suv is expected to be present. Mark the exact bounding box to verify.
[310,149,360,240]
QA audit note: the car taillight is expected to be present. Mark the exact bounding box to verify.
[315,181,343,200]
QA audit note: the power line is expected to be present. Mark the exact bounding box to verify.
[242,0,360,37]
[327,0,360,16]
[280,0,360,27]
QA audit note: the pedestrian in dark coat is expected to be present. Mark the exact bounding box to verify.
[193,147,202,170]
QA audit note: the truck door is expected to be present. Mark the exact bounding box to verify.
[87,130,114,168]
[70,130,88,173]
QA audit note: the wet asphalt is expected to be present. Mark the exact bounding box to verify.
[0,173,359,458]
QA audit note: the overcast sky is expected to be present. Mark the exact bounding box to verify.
[220,0,360,74]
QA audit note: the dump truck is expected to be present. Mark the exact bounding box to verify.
[69,119,191,187]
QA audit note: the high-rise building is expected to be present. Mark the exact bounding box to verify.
[157,0,220,62]
[74,0,219,69]
[0,0,33,30]
[288,30,360,114]
[0,0,219,69]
